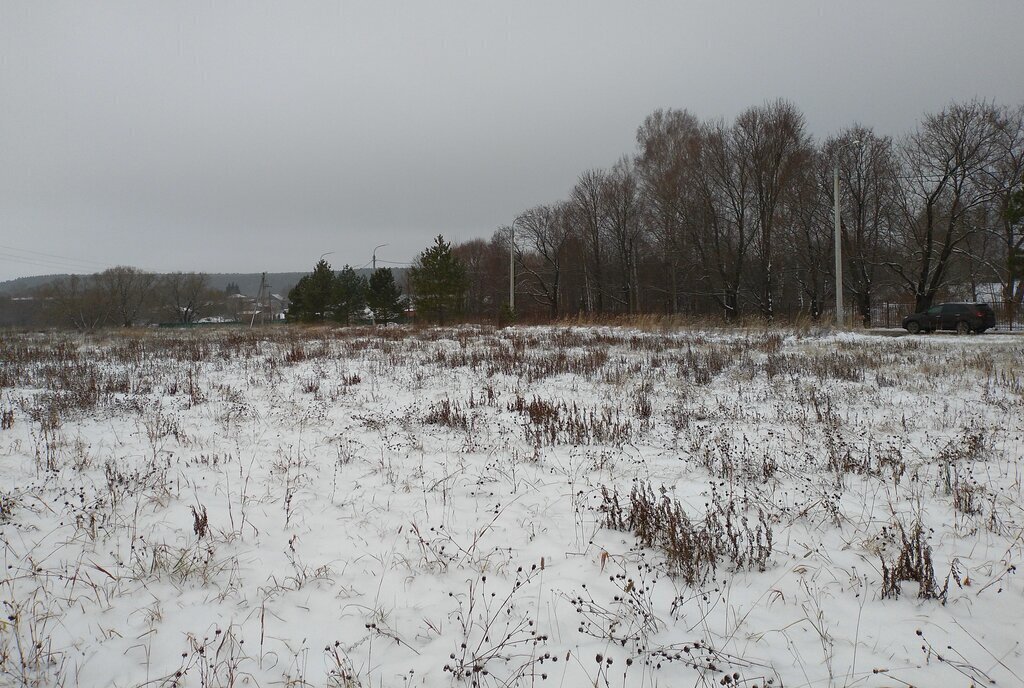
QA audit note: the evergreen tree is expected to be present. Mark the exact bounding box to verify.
[286,259,335,322]
[332,265,367,324]
[286,275,311,322]
[408,235,469,324]
[366,267,404,323]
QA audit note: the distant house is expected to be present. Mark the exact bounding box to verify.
[269,294,289,320]
[225,293,251,321]
[231,291,289,324]
[950,282,1019,303]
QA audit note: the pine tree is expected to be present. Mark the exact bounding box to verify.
[332,265,367,324]
[408,235,468,324]
[366,268,404,323]
[286,259,335,322]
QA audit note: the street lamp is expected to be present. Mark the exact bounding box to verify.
[372,244,388,271]
[834,140,861,328]
[319,251,334,264]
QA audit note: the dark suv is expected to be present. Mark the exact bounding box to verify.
[902,302,996,334]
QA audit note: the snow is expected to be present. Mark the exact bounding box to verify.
[1,325,1022,687]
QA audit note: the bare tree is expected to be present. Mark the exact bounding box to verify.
[453,237,506,319]
[892,100,1004,311]
[781,149,832,319]
[43,274,109,330]
[514,202,573,318]
[736,100,813,318]
[824,127,901,325]
[94,266,156,327]
[987,105,1024,315]
[159,272,212,324]
[956,203,1004,300]
[635,108,701,313]
[602,158,645,313]
[570,169,610,313]
[692,119,756,319]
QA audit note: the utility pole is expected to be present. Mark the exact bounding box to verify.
[258,272,269,325]
[509,225,515,313]
[266,278,274,322]
[251,272,268,327]
[834,166,843,328]
[834,139,861,328]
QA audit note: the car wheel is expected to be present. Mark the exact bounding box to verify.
[906,321,921,334]
[956,321,970,335]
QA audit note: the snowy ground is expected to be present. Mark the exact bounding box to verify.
[1,325,1022,688]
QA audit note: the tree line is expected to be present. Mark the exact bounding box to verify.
[286,262,403,323]
[448,99,1024,324]
[7,98,1023,330]
[30,268,221,329]
[16,265,409,328]
[286,237,469,325]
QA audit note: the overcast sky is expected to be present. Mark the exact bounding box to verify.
[2,1,1023,281]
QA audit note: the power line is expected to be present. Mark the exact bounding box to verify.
[0,244,111,270]
[0,243,162,276]
[0,251,101,274]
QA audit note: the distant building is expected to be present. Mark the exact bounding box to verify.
[230,291,289,324]
[950,282,1020,303]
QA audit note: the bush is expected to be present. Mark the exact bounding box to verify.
[600,481,773,586]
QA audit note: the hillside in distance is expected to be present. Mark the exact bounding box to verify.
[0,269,407,297]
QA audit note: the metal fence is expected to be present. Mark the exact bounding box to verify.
[871,300,1021,331]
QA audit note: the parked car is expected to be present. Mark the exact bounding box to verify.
[902,302,996,334]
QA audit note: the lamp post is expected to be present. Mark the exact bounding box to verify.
[372,244,388,271]
[509,225,515,313]
[319,251,334,264]
[834,140,861,328]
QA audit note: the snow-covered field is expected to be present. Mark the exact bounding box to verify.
[1,325,1022,687]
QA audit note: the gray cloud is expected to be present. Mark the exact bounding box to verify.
[2,0,1023,279]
